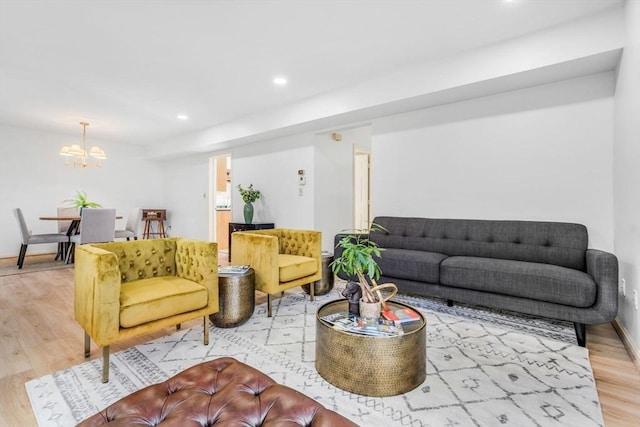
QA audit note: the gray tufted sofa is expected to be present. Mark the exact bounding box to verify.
[334,216,618,346]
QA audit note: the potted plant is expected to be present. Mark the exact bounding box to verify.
[63,190,102,209]
[237,184,261,224]
[331,223,396,318]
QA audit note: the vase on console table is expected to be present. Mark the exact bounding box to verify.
[243,202,254,224]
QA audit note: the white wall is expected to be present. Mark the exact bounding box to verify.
[163,128,365,254]
[232,134,315,229]
[314,126,371,251]
[613,0,640,355]
[160,154,209,241]
[0,125,165,257]
[371,72,615,252]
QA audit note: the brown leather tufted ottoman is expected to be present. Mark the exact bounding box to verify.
[77,357,358,426]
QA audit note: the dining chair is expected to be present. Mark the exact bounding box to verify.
[55,206,78,260]
[13,208,70,269]
[65,208,116,264]
[115,207,142,241]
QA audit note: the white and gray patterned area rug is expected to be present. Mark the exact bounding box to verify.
[26,287,602,427]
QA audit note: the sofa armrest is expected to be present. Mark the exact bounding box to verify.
[74,244,122,346]
[586,249,619,323]
[175,238,219,311]
[232,232,280,293]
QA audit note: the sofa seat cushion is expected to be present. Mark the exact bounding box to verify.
[378,248,448,283]
[120,276,208,328]
[440,256,596,307]
[279,254,317,282]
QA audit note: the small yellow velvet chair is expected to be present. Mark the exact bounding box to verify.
[231,228,322,317]
[74,237,219,383]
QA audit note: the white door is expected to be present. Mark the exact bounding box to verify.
[354,150,370,230]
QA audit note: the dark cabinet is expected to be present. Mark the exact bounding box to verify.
[228,222,275,261]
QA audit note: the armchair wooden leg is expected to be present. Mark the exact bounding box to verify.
[102,346,110,383]
[176,323,181,330]
[84,331,91,357]
[203,316,209,345]
[310,280,315,302]
[268,294,273,317]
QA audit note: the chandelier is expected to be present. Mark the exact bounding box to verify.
[59,121,107,167]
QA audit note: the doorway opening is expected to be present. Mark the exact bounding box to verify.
[210,154,232,257]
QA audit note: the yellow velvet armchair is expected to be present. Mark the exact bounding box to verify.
[74,237,219,382]
[231,228,322,316]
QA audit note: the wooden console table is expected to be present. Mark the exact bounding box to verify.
[228,222,274,261]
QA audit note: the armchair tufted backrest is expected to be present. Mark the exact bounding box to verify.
[244,228,321,258]
[371,216,588,271]
[91,238,178,283]
[175,238,218,284]
[278,228,321,257]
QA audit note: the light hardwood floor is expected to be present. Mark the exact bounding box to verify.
[1,253,639,426]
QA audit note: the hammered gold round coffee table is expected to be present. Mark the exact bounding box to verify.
[315,299,426,397]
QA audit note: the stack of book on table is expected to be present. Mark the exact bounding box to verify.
[320,312,404,336]
[381,307,421,324]
[218,265,250,274]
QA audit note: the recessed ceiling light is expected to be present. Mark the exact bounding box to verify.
[177,114,189,120]
[273,77,287,86]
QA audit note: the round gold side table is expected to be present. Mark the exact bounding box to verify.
[302,251,334,297]
[209,268,255,328]
[315,299,426,397]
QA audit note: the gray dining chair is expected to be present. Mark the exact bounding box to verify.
[14,208,70,269]
[55,206,78,260]
[65,208,116,264]
[115,207,142,241]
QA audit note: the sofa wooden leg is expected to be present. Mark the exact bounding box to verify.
[574,322,586,347]
[447,299,453,307]
[102,346,110,383]
[203,316,209,345]
[84,331,91,357]
[268,294,273,317]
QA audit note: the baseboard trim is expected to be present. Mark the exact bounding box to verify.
[612,317,640,371]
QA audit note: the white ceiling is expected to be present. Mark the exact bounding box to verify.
[0,0,624,147]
